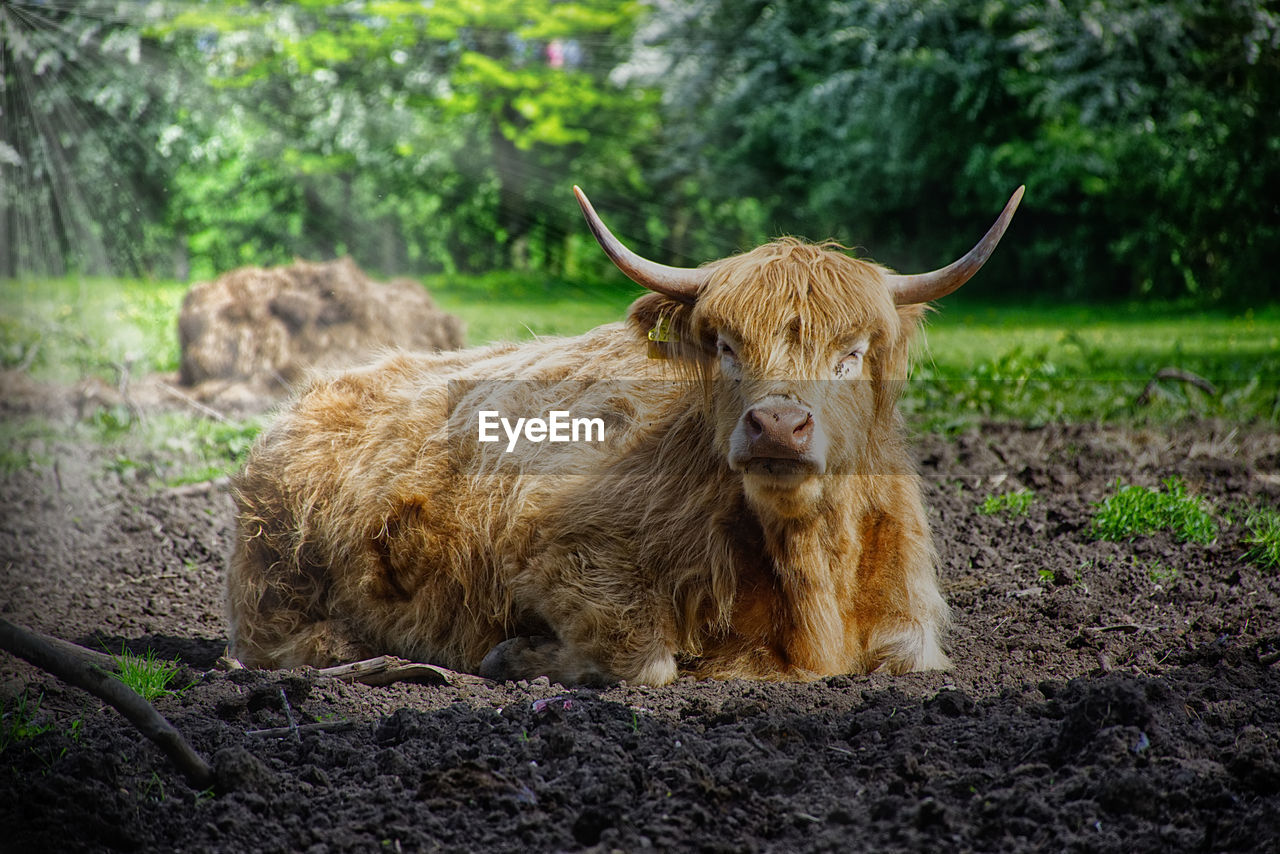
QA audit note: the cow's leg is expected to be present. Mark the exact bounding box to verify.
[226,533,373,669]
[497,560,680,685]
[478,633,678,686]
[862,618,950,674]
[848,505,952,675]
[230,620,374,669]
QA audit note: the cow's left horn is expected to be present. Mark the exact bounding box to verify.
[886,185,1025,305]
[574,186,705,304]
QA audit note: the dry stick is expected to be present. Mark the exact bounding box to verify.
[279,687,300,742]
[112,358,147,427]
[314,655,473,687]
[157,380,231,423]
[0,617,214,791]
[1137,367,1219,406]
[246,720,355,738]
[15,335,42,372]
[162,476,230,499]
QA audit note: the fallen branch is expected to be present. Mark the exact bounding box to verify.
[161,477,230,499]
[315,655,483,687]
[1137,367,1219,406]
[278,687,299,741]
[0,618,213,790]
[157,380,231,423]
[245,720,355,738]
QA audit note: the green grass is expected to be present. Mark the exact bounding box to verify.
[978,489,1036,517]
[0,690,53,753]
[1241,506,1280,571]
[3,274,1277,435]
[0,276,187,384]
[111,648,190,702]
[1144,559,1179,585]
[908,299,1280,429]
[424,270,638,344]
[2,408,264,486]
[1088,477,1218,545]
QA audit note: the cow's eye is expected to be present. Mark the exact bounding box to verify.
[716,337,737,362]
[836,347,866,378]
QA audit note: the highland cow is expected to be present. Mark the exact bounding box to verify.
[226,186,1024,684]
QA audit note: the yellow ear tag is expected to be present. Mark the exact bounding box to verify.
[647,315,678,359]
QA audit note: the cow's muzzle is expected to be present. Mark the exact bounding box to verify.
[729,398,825,476]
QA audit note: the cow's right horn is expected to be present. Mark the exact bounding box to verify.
[574,186,705,304]
[885,185,1025,305]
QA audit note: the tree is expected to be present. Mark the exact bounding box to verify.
[636,0,1280,302]
[0,1,182,278]
[152,0,656,277]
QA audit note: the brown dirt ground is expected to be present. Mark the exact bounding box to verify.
[2,395,1279,853]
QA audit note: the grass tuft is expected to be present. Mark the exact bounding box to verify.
[978,489,1036,517]
[1088,477,1217,545]
[0,690,53,752]
[1241,506,1280,571]
[111,648,190,702]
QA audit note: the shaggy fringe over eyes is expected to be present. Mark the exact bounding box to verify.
[694,239,901,360]
[627,238,924,422]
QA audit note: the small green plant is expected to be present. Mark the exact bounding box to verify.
[156,414,263,486]
[87,404,137,440]
[978,489,1036,517]
[1088,477,1217,545]
[1036,568,1055,584]
[1142,558,1178,585]
[0,690,53,752]
[142,770,167,803]
[111,648,189,702]
[1241,505,1280,571]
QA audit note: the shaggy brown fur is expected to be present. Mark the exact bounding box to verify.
[178,257,463,394]
[227,240,952,684]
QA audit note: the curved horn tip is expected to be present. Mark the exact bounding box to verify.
[1007,184,1026,212]
[572,185,593,215]
[885,184,1026,305]
[571,186,705,303]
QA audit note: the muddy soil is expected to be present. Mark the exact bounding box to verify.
[2,406,1279,853]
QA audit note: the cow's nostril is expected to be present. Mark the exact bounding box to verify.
[744,405,813,455]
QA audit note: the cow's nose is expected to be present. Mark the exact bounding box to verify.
[744,405,814,456]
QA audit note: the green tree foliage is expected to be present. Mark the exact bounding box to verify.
[0,1,182,278]
[2,1,1275,303]
[638,0,1279,302]
[151,0,654,278]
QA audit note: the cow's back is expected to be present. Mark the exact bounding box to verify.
[225,323,683,669]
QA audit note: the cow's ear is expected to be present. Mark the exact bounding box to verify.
[884,302,929,376]
[867,302,929,420]
[627,293,702,361]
